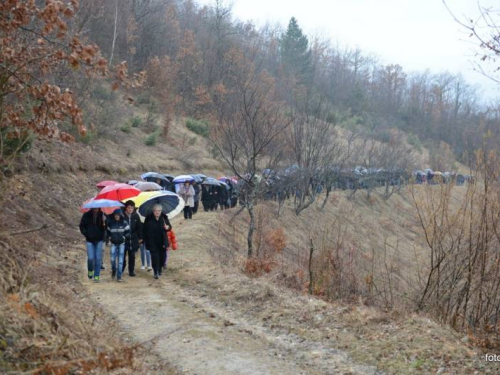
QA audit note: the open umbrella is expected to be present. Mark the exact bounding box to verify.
[202,177,221,186]
[193,173,207,181]
[126,191,184,221]
[141,172,169,182]
[79,197,121,215]
[96,183,140,201]
[190,174,203,183]
[218,181,230,190]
[82,199,124,209]
[134,181,163,191]
[173,175,195,184]
[218,176,238,185]
[96,180,119,189]
[127,180,140,185]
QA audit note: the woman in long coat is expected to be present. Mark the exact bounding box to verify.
[143,204,171,279]
[178,181,195,219]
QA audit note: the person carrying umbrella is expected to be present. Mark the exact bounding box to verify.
[178,181,195,219]
[122,201,143,277]
[192,181,201,215]
[79,208,106,282]
[106,209,131,282]
[201,184,210,212]
[143,204,172,279]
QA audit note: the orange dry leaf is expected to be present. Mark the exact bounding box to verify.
[24,302,38,319]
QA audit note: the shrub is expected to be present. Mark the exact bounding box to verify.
[130,116,142,128]
[188,136,197,146]
[186,118,210,137]
[145,131,159,146]
[79,130,96,144]
[120,123,131,133]
[2,130,33,155]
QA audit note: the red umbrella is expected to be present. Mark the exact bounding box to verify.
[96,180,119,189]
[95,183,140,201]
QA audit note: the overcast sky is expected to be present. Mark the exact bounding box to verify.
[198,0,500,102]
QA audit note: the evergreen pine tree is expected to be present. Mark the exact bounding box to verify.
[280,17,313,86]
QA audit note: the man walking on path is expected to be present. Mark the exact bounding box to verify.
[122,200,142,277]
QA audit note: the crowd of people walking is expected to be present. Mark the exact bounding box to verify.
[80,167,470,283]
[79,173,238,283]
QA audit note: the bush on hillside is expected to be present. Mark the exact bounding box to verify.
[186,118,210,137]
[120,123,132,133]
[145,131,160,146]
[130,116,142,128]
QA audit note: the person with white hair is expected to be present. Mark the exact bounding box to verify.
[142,204,172,279]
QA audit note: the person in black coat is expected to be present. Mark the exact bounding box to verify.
[143,204,172,279]
[217,185,228,210]
[201,184,210,212]
[79,208,106,282]
[122,200,143,277]
[192,182,201,214]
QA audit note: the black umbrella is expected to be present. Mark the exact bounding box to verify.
[136,191,184,221]
[202,177,221,186]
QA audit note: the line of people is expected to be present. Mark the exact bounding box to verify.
[79,200,173,282]
[200,183,238,211]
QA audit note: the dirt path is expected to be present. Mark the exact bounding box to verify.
[82,212,380,375]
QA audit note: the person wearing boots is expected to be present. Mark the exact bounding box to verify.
[122,200,142,277]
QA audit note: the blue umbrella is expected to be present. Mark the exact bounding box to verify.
[83,199,124,209]
[173,175,195,184]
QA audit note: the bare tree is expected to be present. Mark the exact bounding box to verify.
[288,98,345,215]
[211,54,292,257]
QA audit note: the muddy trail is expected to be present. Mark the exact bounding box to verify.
[82,212,380,375]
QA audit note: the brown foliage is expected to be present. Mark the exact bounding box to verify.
[411,147,500,346]
[0,0,144,175]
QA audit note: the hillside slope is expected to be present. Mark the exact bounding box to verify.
[0,121,493,374]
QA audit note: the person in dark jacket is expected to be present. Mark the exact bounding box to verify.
[143,204,171,279]
[122,200,142,277]
[217,185,228,210]
[192,182,201,215]
[106,209,130,282]
[80,208,106,282]
[211,185,218,211]
[201,185,210,212]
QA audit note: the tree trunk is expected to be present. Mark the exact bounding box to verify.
[320,188,331,211]
[247,203,255,258]
[109,0,119,68]
[308,238,315,295]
